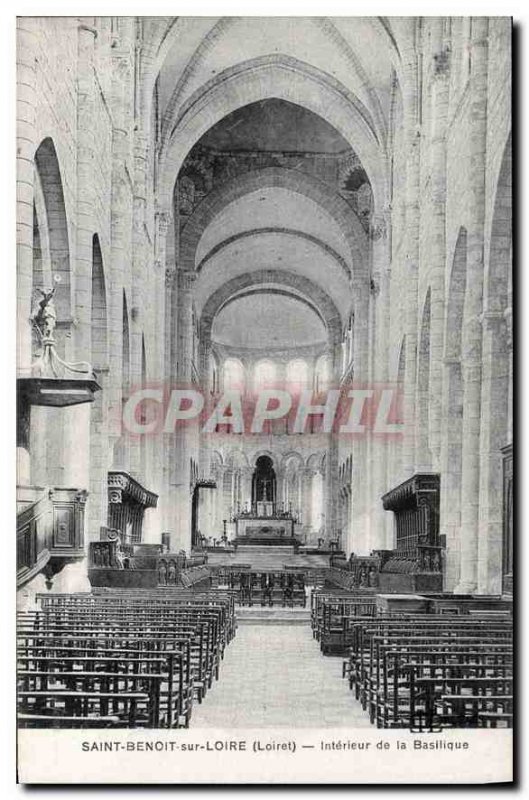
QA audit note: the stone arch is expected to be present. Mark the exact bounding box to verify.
[225,449,250,470]
[88,234,110,535]
[281,451,305,471]
[210,450,224,468]
[158,55,387,219]
[91,234,108,370]
[180,167,367,281]
[250,449,277,470]
[158,18,395,148]
[32,168,52,296]
[307,452,326,473]
[140,17,224,123]
[197,228,352,283]
[26,138,73,492]
[33,137,72,324]
[200,270,342,349]
[144,16,403,133]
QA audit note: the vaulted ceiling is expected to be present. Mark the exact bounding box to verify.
[145,16,404,353]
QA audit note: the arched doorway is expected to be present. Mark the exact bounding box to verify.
[252,456,276,505]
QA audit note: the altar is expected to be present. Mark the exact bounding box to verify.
[233,503,297,545]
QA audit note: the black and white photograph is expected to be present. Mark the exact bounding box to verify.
[13,12,514,784]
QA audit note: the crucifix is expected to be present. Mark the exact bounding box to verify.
[261,478,272,501]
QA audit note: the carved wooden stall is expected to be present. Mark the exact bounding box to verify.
[107,471,158,545]
[379,473,443,592]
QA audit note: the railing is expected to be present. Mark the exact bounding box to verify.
[156,553,210,587]
[17,485,87,588]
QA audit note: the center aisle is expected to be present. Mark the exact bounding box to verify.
[192,624,370,728]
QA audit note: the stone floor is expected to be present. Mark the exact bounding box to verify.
[191,623,371,728]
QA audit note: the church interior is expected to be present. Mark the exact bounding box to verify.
[16,17,513,731]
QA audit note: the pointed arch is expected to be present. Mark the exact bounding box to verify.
[91,234,108,370]
[158,55,387,220]
[33,137,72,322]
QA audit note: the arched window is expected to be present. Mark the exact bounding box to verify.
[223,358,245,391]
[253,359,277,392]
[286,359,308,388]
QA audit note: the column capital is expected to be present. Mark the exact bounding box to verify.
[442,355,461,366]
[177,269,196,291]
[369,214,388,241]
[370,276,380,297]
[432,47,450,77]
[156,210,172,235]
[478,310,507,328]
[78,22,98,38]
[165,267,176,287]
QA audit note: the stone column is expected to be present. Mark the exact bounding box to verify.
[75,20,98,363]
[324,434,339,544]
[163,267,177,536]
[128,128,149,480]
[300,467,314,539]
[440,355,464,591]
[147,210,170,542]
[267,466,277,507]
[456,18,489,593]
[214,466,227,537]
[367,213,392,551]
[16,18,38,376]
[16,18,39,484]
[108,24,135,471]
[401,34,421,479]
[61,20,98,577]
[241,467,253,508]
[425,20,450,468]
[169,270,196,550]
[176,270,195,382]
[477,311,510,593]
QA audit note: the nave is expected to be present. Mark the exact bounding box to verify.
[191,620,370,729]
[16,16,513,748]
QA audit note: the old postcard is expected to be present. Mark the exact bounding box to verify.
[15,14,513,784]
